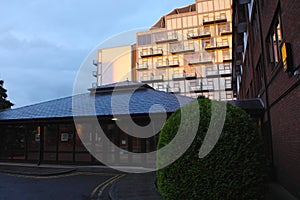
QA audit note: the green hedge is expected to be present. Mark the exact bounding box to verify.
[157,98,268,200]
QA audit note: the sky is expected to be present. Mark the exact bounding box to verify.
[0,0,195,108]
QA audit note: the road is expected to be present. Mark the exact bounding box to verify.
[0,171,124,200]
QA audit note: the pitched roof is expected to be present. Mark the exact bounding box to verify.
[150,3,196,29]
[0,82,194,122]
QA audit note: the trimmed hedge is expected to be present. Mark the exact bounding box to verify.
[157,98,268,200]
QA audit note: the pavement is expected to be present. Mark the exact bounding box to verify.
[0,162,298,200]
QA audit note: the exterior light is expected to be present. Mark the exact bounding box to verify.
[111,117,118,121]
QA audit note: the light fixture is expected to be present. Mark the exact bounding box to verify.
[111,117,118,121]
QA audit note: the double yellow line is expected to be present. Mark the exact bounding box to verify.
[90,174,126,199]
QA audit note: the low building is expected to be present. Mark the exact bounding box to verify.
[0,81,193,166]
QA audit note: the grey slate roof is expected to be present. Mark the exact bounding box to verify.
[0,81,194,122]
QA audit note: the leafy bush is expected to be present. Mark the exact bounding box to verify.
[157,98,268,200]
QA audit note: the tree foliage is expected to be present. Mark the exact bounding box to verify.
[0,80,13,110]
[157,98,268,200]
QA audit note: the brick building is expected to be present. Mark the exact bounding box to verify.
[232,0,300,198]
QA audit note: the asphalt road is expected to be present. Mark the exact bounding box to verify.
[0,172,122,200]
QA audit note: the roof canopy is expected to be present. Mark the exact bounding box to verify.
[0,81,194,122]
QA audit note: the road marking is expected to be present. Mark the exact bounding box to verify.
[2,171,120,179]
[90,174,126,200]
[97,174,126,198]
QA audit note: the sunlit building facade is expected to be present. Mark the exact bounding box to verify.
[134,0,233,100]
[93,45,133,87]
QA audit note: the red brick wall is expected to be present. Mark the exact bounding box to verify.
[234,0,300,197]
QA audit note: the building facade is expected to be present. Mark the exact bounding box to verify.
[232,0,300,198]
[134,0,233,100]
[93,45,133,87]
[0,81,193,166]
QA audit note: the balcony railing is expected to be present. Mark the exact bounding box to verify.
[187,29,211,39]
[156,60,180,69]
[203,14,227,24]
[189,57,213,65]
[140,49,163,58]
[155,31,178,43]
[169,87,181,94]
[219,23,232,35]
[190,84,214,93]
[140,75,164,83]
[172,73,185,80]
[205,40,229,50]
[223,55,232,62]
[92,71,97,77]
[93,60,99,66]
[206,68,231,78]
[172,72,197,80]
[170,44,195,54]
[136,63,149,70]
[188,53,215,65]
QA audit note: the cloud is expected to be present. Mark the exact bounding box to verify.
[0,0,195,108]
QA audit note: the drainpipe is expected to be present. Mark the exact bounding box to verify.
[257,1,274,169]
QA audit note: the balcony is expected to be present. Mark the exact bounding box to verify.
[219,23,232,35]
[203,14,227,25]
[190,85,214,93]
[187,29,211,39]
[92,71,97,77]
[140,75,164,83]
[140,49,163,58]
[205,41,229,50]
[156,60,180,69]
[223,55,232,62]
[93,59,99,66]
[155,31,178,43]
[186,72,197,80]
[206,69,231,78]
[190,82,214,93]
[170,43,195,54]
[172,73,185,80]
[136,63,149,70]
[189,57,213,65]
[172,72,197,80]
[169,87,181,94]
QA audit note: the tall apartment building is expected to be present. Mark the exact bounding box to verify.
[233,0,300,198]
[134,0,233,100]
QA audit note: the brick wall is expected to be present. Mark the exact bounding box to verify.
[234,0,300,198]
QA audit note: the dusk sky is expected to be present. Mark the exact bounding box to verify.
[0,0,194,108]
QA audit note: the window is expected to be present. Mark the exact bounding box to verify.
[266,10,283,69]
[255,59,264,95]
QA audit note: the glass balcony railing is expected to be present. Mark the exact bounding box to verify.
[156,60,180,68]
[172,72,197,80]
[219,23,232,35]
[187,29,211,39]
[140,49,163,58]
[140,75,164,83]
[155,31,178,43]
[170,43,195,54]
[136,63,149,70]
[203,14,227,24]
